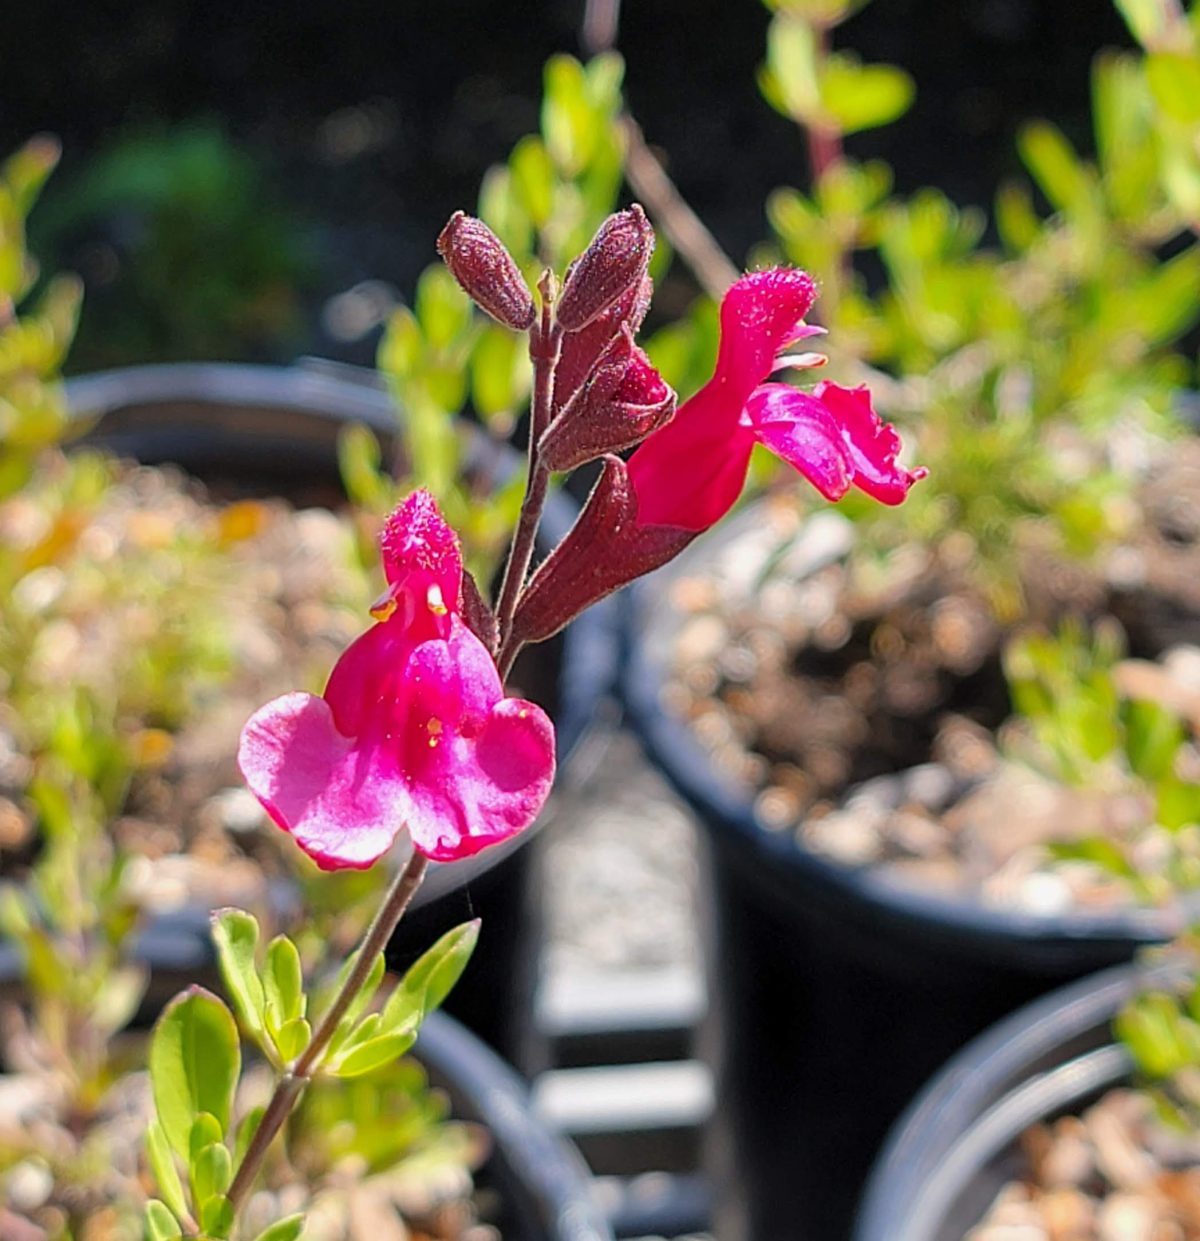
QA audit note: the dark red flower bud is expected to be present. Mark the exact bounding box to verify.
[539,327,675,472]
[437,211,535,331]
[458,568,499,656]
[555,205,655,333]
[511,455,694,645]
[554,273,653,415]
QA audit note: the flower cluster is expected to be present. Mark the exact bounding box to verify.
[240,207,924,872]
[513,266,927,645]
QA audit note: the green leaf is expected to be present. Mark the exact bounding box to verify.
[1124,698,1185,782]
[191,1141,232,1207]
[4,135,60,215]
[378,305,423,382]
[337,423,391,513]
[542,54,593,172]
[1156,776,1200,831]
[265,935,305,1031]
[146,1120,189,1224]
[149,988,241,1158]
[415,266,472,351]
[251,1216,306,1241]
[471,324,525,428]
[1018,122,1094,216]
[189,1113,223,1163]
[211,909,267,1044]
[510,135,556,230]
[1047,836,1136,880]
[1161,142,1200,221]
[760,15,820,121]
[477,166,533,260]
[584,51,625,111]
[92,963,147,1037]
[820,56,915,135]
[332,1030,419,1078]
[323,949,387,1058]
[144,1200,183,1241]
[995,182,1040,253]
[381,919,480,1034]
[1117,991,1200,1079]
[274,1016,312,1062]
[199,1194,235,1238]
[1128,245,1200,348]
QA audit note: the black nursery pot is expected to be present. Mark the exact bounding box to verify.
[620,504,1183,1241]
[854,960,1178,1241]
[63,361,618,1053]
[416,1010,613,1241]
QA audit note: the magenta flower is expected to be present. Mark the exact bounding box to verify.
[627,267,926,531]
[512,268,925,645]
[238,491,555,870]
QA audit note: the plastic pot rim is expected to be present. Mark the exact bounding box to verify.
[417,1008,613,1241]
[853,957,1187,1241]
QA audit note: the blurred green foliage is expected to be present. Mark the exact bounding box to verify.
[0,133,499,1238]
[1002,621,1200,899]
[0,136,81,499]
[639,0,1200,619]
[32,123,313,369]
[1116,940,1200,1128]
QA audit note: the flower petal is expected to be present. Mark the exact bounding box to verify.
[323,621,411,739]
[713,269,818,401]
[400,622,555,861]
[379,490,463,617]
[622,268,819,532]
[745,381,927,506]
[626,390,757,530]
[238,692,408,871]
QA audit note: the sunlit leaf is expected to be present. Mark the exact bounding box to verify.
[150,988,241,1157]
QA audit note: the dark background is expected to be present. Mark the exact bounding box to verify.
[0,0,1131,366]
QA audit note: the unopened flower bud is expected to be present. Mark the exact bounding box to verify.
[511,455,693,645]
[437,211,536,331]
[554,273,653,414]
[539,327,675,472]
[556,205,655,333]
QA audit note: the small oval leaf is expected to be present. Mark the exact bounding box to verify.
[252,1215,306,1241]
[145,1199,183,1241]
[211,909,267,1043]
[149,988,241,1157]
[332,1030,418,1078]
[145,1119,189,1223]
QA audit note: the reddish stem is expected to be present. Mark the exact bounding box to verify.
[493,288,560,669]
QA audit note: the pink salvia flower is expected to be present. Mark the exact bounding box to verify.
[238,491,555,870]
[628,267,926,530]
[512,268,925,645]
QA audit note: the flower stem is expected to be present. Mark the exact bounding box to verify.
[620,116,739,301]
[225,849,429,1215]
[493,289,560,670]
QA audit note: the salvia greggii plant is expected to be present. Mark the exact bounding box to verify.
[143,206,924,1239]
